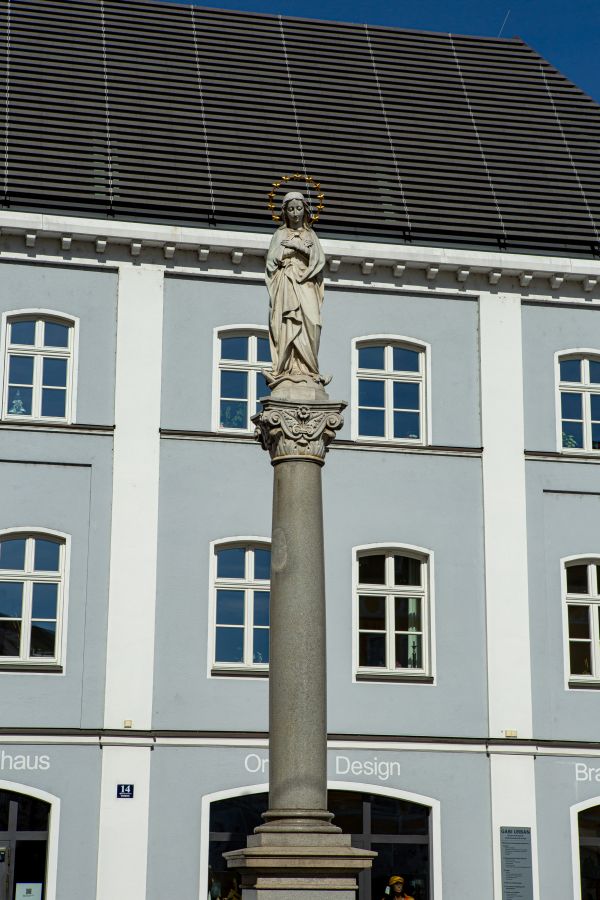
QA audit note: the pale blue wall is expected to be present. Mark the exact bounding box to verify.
[155,276,485,735]
[0,262,117,727]
[0,261,118,425]
[522,303,600,452]
[527,460,600,741]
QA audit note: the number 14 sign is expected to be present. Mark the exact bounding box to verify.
[116,784,134,799]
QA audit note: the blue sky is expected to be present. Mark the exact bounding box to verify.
[162,0,600,101]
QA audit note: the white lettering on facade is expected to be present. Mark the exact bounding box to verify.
[244,754,269,774]
[243,753,401,782]
[334,755,401,782]
[575,762,600,782]
[0,751,50,771]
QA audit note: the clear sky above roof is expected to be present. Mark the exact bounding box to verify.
[161,0,600,102]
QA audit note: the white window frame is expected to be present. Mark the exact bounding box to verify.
[351,335,431,444]
[562,554,600,687]
[1,310,78,424]
[352,542,435,682]
[208,537,271,678]
[0,527,70,669]
[555,349,600,453]
[212,326,270,434]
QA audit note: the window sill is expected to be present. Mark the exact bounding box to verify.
[211,667,269,679]
[0,664,63,674]
[0,420,114,435]
[356,672,434,684]
[569,679,600,690]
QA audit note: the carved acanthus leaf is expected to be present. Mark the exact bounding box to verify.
[253,401,345,463]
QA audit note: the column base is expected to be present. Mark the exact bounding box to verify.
[257,808,340,833]
[224,829,376,899]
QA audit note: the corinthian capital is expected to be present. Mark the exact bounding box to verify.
[252,399,346,464]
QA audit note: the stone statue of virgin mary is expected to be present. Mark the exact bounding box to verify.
[265,191,329,396]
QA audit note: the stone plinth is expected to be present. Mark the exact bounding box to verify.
[225,394,376,898]
[225,830,376,900]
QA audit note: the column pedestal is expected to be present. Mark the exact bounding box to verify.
[225,394,375,899]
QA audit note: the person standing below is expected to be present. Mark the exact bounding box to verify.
[382,874,415,900]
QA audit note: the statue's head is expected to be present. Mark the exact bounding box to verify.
[281,191,310,228]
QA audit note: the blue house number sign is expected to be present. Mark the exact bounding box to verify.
[117,784,134,799]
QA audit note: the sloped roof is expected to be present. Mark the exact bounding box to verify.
[1,0,599,255]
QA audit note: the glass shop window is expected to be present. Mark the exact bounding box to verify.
[209,791,431,900]
[0,790,50,900]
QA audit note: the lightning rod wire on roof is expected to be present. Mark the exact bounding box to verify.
[191,5,217,226]
[449,32,508,245]
[540,64,600,245]
[364,24,412,234]
[278,15,313,214]
[99,0,114,212]
[3,0,10,203]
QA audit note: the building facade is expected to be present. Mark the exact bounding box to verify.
[1,1,600,899]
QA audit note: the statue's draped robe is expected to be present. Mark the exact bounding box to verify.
[266,225,326,381]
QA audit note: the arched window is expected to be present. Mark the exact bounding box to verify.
[211,540,271,675]
[355,546,432,679]
[353,339,427,443]
[0,532,66,665]
[558,353,600,451]
[208,790,432,900]
[0,789,51,898]
[565,557,600,682]
[215,329,271,432]
[3,314,76,422]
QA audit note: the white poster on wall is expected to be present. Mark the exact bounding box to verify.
[15,884,43,900]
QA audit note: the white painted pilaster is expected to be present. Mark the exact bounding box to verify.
[104,264,164,729]
[96,745,152,899]
[490,753,539,900]
[479,290,533,738]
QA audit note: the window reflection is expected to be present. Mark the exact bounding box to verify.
[218,331,271,431]
[559,354,600,452]
[213,543,271,671]
[4,315,73,421]
[0,534,63,662]
[357,550,428,675]
[566,559,600,681]
[356,341,424,443]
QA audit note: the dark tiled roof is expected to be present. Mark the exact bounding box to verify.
[1,0,599,255]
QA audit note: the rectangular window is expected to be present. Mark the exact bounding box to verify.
[213,544,271,673]
[559,356,600,452]
[4,316,74,422]
[566,560,600,683]
[356,550,429,678]
[217,332,271,431]
[0,534,64,664]
[356,342,425,443]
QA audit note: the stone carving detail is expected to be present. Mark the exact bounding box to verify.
[253,400,345,462]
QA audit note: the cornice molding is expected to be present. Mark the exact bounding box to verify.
[1,210,600,298]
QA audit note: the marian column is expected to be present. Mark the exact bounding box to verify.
[225,192,375,898]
